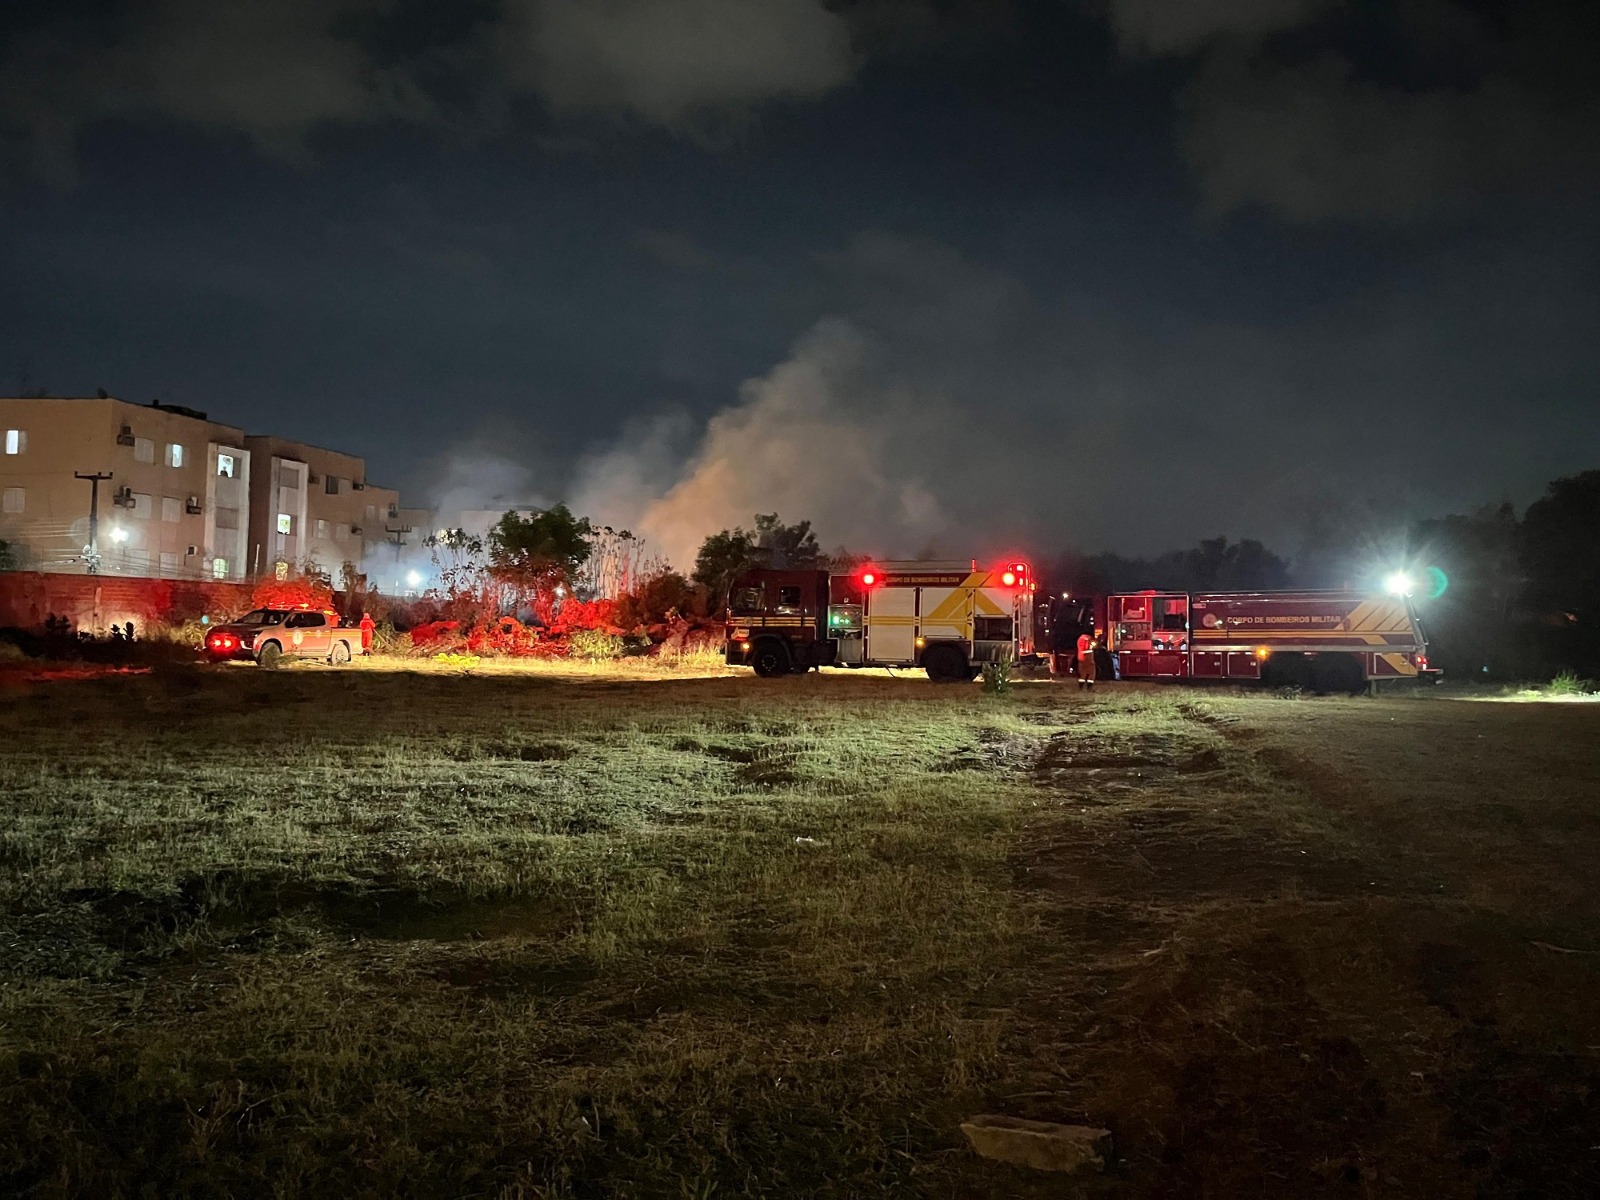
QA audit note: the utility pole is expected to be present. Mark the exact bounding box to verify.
[75,471,113,574]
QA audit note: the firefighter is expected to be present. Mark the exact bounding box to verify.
[359,611,376,656]
[1076,628,1098,690]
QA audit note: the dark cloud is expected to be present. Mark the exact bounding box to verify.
[0,0,873,182]
[498,0,858,131]
[1104,0,1336,57]
[1102,0,1600,222]
[0,0,432,185]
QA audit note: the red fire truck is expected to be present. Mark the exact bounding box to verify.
[725,559,1036,680]
[1044,589,1438,692]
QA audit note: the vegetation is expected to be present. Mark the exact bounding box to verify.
[692,513,825,609]
[488,505,594,597]
[1,671,1597,1195]
[980,651,1014,694]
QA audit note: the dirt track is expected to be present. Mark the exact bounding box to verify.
[992,692,1600,1198]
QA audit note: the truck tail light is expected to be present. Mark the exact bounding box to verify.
[1415,653,1428,669]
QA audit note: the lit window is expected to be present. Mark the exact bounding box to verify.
[274,560,290,581]
[166,443,185,468]
[134,437,155,463]
[2,487,23,513]
[277,513,292,535]
[161,496,181,523]
[217,453,236,478]
[212,557,228,580]
[4,429,24,455]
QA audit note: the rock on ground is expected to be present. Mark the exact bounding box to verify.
[960,1114,1112,1173]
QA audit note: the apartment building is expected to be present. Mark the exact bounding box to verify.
[0,396,251,579]
[242,435,399,583]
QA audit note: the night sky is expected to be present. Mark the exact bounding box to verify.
[3,0,1597,568]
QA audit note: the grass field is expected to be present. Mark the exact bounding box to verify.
[2,664,1598,1197]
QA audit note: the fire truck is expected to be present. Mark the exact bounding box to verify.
[1043,589,1438,692]
[725,560,1036,681]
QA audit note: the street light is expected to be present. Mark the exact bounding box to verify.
[109,527,129,544]
[406,570,422,588]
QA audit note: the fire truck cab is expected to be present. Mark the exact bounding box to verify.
[726,560,1036,681]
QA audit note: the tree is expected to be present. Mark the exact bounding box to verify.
[693,528,759,610]
[0,539,13,572]
[1520,471,1600,676]
[752,513,822,568]
[1408,503,1527,679]
[486,506,593,597]
[615,569,696,630]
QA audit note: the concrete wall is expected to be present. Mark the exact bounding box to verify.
[0,571,256,633]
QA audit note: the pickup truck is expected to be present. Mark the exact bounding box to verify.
[204,606,360,667]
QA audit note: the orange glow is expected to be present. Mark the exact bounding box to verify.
[1000,571,1017,587]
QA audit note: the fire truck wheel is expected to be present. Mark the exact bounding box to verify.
[923,645,968,683]
[257,641,284,669]
[330,641,352,665]
[750,639,791,678]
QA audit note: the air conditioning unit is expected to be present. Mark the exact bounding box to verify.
[113,486,135,507]
[186,545,199,557]
[185,496,203,514]
[116,425,136,446]
[352,480,365,491]
[387,506,400,519]
[350,525,363,536]
[307,472,321,484]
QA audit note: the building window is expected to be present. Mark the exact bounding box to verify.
[134,437,155,463]
[325,475,340,495]
[130,493,153,520]
[277,513,293,535]
[274,560,290,581]
[217,452,236,478]
[315,519,329,539]
[160,552,180,574]
[365,504,376,521]
[4,429,24,455]
[166,443,185,468]
[335,522,351,541]
[2,487,23,513]
[212,557,228,580]
[161,496,181,523]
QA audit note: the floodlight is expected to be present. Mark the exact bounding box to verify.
[1384,571,1414,596]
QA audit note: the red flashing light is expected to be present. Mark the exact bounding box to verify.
[860,569,878,587]
[1000,571,1017,587]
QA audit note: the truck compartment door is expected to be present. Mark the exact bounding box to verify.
[866,587,916,664]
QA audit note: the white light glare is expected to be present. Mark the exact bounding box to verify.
[406,570,422,587]
[1384,571,1414,596]
[109,527,129,544]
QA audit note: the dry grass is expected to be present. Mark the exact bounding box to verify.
[1,670,1597,1197]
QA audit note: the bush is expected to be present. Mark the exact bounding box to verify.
[1546,670,1596,696]
[433,652,481,673]
[981,652,1013,695]
[569,628,624,661]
